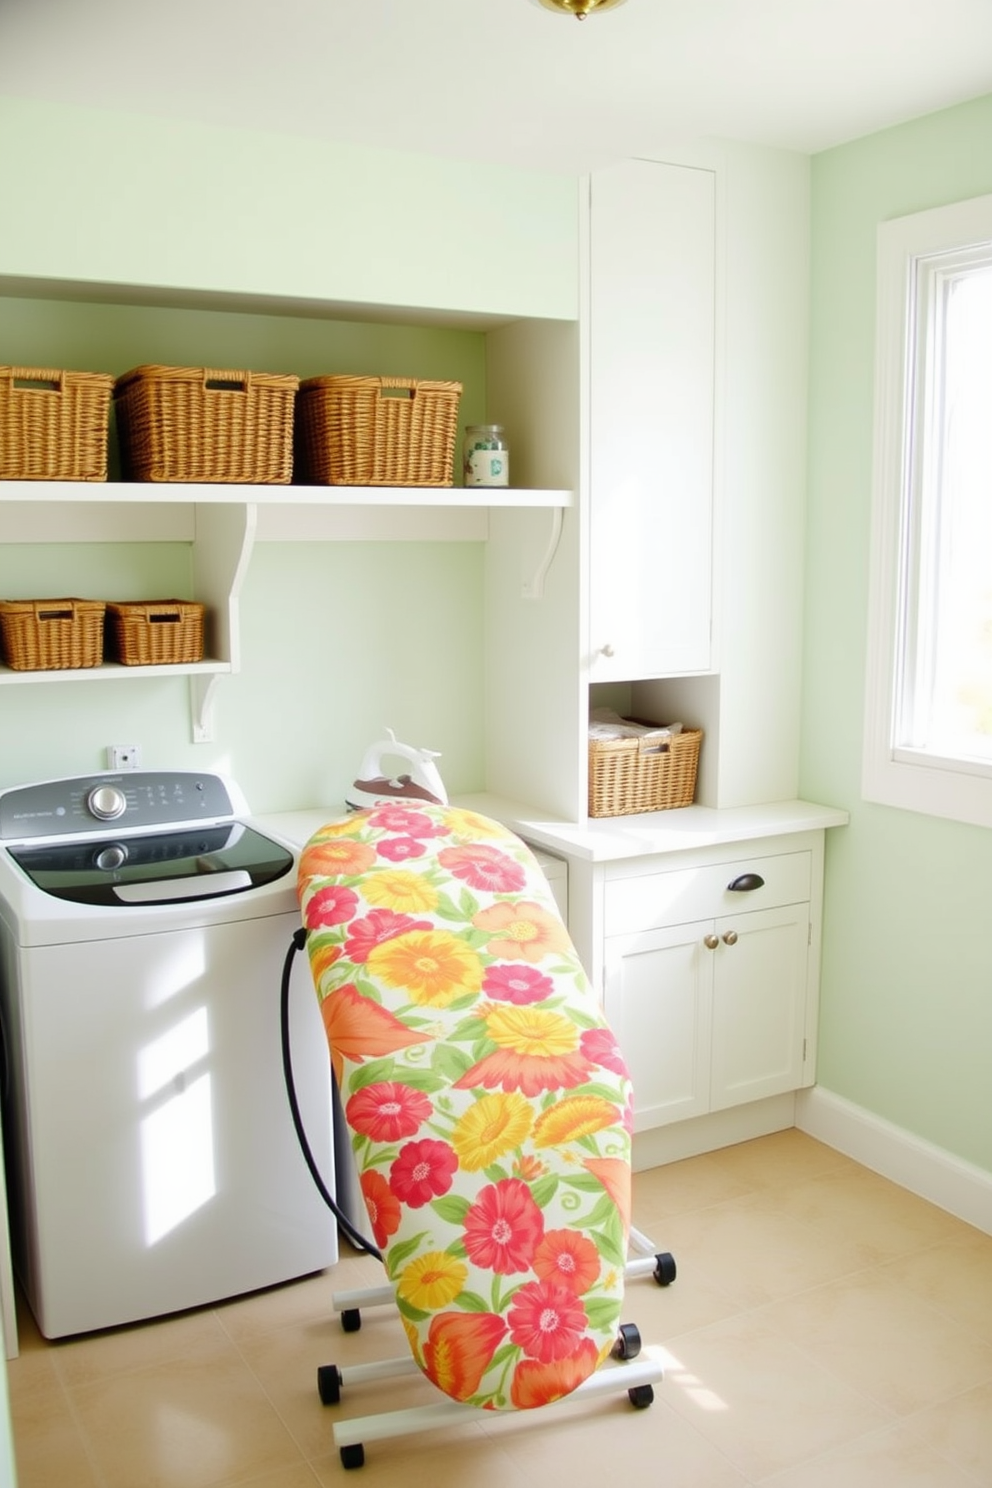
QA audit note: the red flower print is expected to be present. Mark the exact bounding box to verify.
[507,1279,588,1363]
[367,807,445,838]
[305,883,359,929]
[389,1138,458,1208]
[377,835,428,863]
[437,843,526,893]
[360,1169,402,1250]
[346,1082,433,1142]
[532,1229,601,1295]
[463,1178,544,1274]
[580,1026,629,1078]
[510,1338,600,1409]
[344,909,431,963]
[482,964,554,1006]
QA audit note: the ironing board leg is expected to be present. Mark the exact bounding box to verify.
[331,1350,667,1462]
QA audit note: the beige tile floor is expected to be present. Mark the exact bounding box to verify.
[7,1130,992,1487]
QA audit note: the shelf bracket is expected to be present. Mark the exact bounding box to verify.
[521,506,564,601]
[190,673,223,744]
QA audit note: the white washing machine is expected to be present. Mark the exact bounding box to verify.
[0,771,337,1340]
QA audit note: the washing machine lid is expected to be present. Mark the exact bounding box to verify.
[6,821,293,907]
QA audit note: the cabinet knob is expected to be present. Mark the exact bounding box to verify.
[727,873,765,892]
[600,643,615,658]
[722,930,738,946]
[703,933,719,950]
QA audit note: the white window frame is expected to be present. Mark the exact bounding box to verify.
[863,192,992,828]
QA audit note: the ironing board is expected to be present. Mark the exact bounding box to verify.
[297,802,667,1467]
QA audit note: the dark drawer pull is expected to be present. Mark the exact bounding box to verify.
[727,872,765,892]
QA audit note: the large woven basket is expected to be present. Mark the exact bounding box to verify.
[588,727,702,817]
[0,598,106,671]
[114,365,299,483]
[0,366,113,481]
[295,375,462,486]
[106,600,205,666]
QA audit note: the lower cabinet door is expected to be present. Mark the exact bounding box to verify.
[604,901,810,1131]
[604,920,713,1131]
[709,903,810,1111]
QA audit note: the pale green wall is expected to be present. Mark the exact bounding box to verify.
[0,96,578,320]
[803,93,992,1172]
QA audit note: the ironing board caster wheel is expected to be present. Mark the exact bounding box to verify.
[340,1443,365,1469]
[628,1384,655,1409]
[613,1322,642,1360]
[653,1252,677,1286]
[317,1364,342,1405]
[341,1308,362,1332]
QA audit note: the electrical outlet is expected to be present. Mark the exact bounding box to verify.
[108,744,141,771]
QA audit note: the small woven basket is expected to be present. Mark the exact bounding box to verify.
[0,598,106,671]
[107,600,205,666]
[0,366,114,481]
[295,375,462,486]
[588,728,702,817]
[114,365,299,483]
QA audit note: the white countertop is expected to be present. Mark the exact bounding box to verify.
[257,796,850,862]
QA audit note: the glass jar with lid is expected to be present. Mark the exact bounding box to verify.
[462,424,509,488]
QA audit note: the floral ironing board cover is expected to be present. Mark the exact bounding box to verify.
[297,802,633,1412]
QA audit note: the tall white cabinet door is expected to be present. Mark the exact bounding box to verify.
[709,903,809,1111]
[604,921,713,1130]
[589,159,716,680]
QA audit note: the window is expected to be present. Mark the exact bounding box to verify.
[863,192,992,828]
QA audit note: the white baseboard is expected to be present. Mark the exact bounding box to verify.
[796,1086,992,1237]
[632,1093,797,1171]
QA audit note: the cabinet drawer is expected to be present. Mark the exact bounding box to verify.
[604,851,811,937]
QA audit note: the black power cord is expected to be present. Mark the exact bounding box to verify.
[280,928,382,1261]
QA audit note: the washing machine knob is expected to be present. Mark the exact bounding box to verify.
[87,784,127,821]
[95,843,128,871]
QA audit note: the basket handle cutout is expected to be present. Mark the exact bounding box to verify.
[204,377,249,393]
[37,608,74,622]
[149,612,181,624]
[12,375,63,394]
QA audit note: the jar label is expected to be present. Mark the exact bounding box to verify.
[465,450,509,488]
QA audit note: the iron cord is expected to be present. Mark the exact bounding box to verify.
[279,929,382,1260]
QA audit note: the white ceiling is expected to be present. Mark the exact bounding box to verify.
[3,0,992,172]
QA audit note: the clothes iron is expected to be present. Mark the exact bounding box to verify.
[345,728,448,811]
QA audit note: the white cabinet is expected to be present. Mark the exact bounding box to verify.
[588,158,716,681]
[600,843,816,1133]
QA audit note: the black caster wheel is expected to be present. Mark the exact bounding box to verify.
[612,1322,642,1360]
[628,1384,655,1409]
[341,1308,362,1333]
[340,1443,365,1469]
[653,1252,677,1286]
[317,1364,342,1405]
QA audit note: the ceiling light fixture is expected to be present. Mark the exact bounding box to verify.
[534,0,628,19]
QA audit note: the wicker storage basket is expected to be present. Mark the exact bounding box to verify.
[295,375,462,486]
[0,598,106,671]
[588,727,703,817]
[114,365,299,484]
[0,366,113,482]
[107,600,205,666]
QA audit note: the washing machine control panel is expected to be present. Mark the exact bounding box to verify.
[0,772,237,841]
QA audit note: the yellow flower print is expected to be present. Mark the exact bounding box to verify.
[486,1003,579,1058]
[363,869,440,914]
[367,929,483,1007]
[445,808,515,842]
[397,1251,468,1311]
[531,1095,622,1147]
[451,1092,533,1171]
